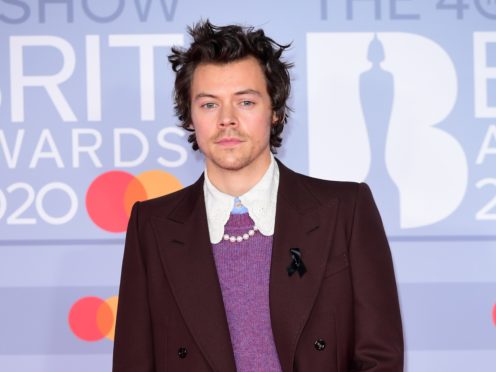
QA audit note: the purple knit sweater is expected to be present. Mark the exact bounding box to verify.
[212,213,282,372]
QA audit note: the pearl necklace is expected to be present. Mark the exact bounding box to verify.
[223,226,259,243]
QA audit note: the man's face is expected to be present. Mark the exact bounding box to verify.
[190,56,274,176]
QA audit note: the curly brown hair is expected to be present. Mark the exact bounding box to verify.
[168,20,293,153]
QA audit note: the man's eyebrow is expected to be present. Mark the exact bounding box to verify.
[193,92,217,101]
[234,89,262,97]
[193,89,262,101]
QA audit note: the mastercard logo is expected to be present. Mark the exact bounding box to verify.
[493,304,496,327]
[68,296,118,342]
[86,170,183,232]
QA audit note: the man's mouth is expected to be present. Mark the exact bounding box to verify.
[216,137,243,146]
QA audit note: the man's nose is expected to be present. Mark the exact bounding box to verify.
[219,105,237,127]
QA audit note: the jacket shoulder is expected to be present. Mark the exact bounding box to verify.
[132,176,202,220]
[291,170,363,206]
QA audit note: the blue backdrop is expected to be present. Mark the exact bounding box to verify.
[1,0,495,371]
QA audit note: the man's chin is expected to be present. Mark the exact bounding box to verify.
[209,156,251,172]
[213,162,247,172]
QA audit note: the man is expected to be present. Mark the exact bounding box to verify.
[113,20,403,372]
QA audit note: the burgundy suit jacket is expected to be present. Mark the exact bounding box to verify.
[112,160,404,372]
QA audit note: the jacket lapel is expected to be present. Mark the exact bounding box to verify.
[151,176,236,372]
[270,161,339,372]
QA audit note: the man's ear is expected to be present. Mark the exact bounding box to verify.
[272,112,278,124]
[187,121,194,130]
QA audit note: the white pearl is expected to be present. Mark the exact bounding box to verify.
[223,225,257,243]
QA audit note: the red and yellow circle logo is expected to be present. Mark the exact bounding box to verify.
[86,170,182,232]
[68,296,118,342]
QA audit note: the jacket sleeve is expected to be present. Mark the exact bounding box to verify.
[113,202,155,372]
[349,183,404,371]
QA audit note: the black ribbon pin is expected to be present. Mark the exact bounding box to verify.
[287,248,307,277]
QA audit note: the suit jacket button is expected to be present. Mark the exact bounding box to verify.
[314,339,326,351]
[178,347,188,359]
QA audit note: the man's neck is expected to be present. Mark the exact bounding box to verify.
[206,153,272,196]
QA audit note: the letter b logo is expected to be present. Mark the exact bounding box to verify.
[307,32,468,229]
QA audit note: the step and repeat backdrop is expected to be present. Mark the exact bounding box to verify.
[1,0,495,371]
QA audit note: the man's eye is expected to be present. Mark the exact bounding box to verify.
[240,101,254,107]
[201,102,216,109]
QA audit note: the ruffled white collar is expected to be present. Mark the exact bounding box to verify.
[203,155,279,244]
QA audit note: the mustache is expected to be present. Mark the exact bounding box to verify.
[212,130,246,142]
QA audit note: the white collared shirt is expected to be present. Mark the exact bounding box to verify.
[203,155,280,244]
